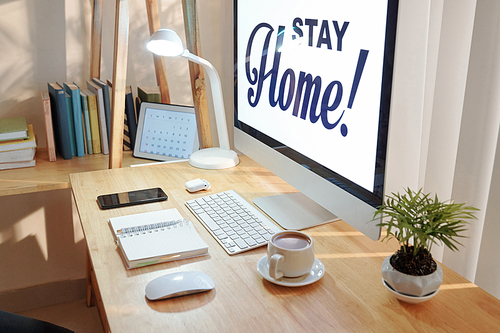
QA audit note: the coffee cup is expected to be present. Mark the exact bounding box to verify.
[267,230,315,279]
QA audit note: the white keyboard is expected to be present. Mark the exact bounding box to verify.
[185,190,282,255]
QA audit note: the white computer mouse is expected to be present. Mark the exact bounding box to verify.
[145,271,215,301]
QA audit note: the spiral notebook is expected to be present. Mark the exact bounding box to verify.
[108,209,208,269]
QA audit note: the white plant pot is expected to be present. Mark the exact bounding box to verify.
[381,255,443,297]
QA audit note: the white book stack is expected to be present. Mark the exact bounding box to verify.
[0,118,37,170]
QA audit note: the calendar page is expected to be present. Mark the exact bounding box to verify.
[133,102,199,161]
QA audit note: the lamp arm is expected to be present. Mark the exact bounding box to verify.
[181,50,231,151]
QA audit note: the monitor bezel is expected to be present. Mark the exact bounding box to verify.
[233,0,399,208]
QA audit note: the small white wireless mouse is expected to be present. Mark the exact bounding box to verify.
[145,271,215,300]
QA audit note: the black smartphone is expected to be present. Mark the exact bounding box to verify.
[97,187,168,210]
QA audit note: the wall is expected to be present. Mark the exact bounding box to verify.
[453,0,500,298]
[0,0,225,150]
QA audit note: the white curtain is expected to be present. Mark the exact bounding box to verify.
[385,0,500,299]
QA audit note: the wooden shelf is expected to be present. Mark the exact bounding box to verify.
[0,148,141,197]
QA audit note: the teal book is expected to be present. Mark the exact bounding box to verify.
[64,82,85,157]
[47,83,72,159]
[63,92,77,156]
[80,89,93,154]
[92,78,111,142]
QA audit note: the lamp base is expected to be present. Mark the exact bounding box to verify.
[189,148,239,169]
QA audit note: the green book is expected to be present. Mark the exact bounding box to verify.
[0,116,28,141]
[137,86,161,104]
[80,90,93,154]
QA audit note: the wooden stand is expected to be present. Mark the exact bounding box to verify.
[145,0,171,105]
[90,0,213,170]
[182,0,213,149]
[90,0,103,80]
[108,0,129,169]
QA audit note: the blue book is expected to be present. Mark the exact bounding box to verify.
[92,78,111,141]
[63,92,77,156]
[63,82,85,157]
[47,83,72,159]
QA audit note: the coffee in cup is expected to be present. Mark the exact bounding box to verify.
[267,230,315,279]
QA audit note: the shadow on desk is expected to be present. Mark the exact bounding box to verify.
[147,290,216,313]
[260,277,326,296]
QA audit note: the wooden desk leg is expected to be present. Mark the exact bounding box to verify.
[86,249,111,332]
[86,251,96,307]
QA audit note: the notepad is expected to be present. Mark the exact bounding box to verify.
[108,209,209,269]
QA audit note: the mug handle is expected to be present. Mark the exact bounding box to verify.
[269,254,284,279]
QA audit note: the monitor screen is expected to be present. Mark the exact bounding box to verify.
[234,0,398,239]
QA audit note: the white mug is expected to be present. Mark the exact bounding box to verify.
[267,230,315,279]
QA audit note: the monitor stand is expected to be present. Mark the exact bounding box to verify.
[253,192,340,230]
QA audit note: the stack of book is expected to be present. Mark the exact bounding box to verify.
[45,79,138,160]
[0,116,37,170]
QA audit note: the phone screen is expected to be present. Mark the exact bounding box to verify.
[97,188,168,209]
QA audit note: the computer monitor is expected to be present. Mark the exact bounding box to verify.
[234,0,399,240]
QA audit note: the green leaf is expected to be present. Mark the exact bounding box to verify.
[372,187,478,254]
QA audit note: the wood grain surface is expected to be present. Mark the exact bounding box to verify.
[69,155,500,332]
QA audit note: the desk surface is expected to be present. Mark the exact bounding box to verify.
[69,156,500,332]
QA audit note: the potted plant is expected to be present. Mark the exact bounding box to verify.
[374,188,478,301]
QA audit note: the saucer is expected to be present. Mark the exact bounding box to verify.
[383,279,439,304]
[256,255,325,287]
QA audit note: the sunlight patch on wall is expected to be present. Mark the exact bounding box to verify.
[65,0,85,81]
[0,0,33,100]
[14,207,48,260]
[0,227,14,244]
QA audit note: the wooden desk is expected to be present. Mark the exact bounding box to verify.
[69,156,500,332]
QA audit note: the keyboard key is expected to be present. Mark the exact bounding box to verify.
[236,230,248,236]
[255,237,267,244]
[213,229,225,236]
[244,238,257,246]
[234,238,248,249]
[197,212,219,231]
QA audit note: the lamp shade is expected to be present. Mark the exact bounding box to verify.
[147,29,184,57]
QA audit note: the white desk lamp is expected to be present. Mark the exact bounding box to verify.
[147,28,239,169]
